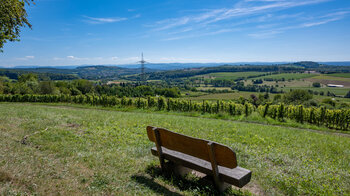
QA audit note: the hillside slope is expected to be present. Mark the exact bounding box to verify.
[0,103,349,195]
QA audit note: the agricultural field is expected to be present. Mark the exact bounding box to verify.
[196,86,232,91]
[328,73,350,78]
[253,73,318,80]
[186,92,265,100]
[244,74,350,96]
[193,72,267,80]
[306,75,350,88]
[0,103,349,195]
[281,86,350,96]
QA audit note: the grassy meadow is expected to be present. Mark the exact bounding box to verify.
[193,72,267,80]
[328,73,350,78]
[253,73,318,80]
[313,75,350,82]
[187,92,264,100]
[0,103,349,195]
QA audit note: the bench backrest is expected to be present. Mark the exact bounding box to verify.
[147,126,237,169]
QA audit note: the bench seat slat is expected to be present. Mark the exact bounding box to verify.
[151,147,251,188]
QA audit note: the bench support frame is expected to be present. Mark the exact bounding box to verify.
[207,142,220,187]
[154,128,165,170]
[147,126,252,191]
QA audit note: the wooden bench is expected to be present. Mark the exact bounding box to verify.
[146,126,251,191]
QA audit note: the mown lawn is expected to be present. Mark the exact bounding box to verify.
[0,103,349,195]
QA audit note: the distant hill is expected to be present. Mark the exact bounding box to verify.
[292,61,321,68]
[1,61,350,81]
[2,61,350,71]
[0,65,156,80]
[321,62,350,66]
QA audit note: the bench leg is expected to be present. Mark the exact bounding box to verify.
[201,175,231,192]
[164,161,192,177]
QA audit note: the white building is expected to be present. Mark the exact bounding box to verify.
[327,84,344,88]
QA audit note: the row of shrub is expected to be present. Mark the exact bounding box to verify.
[0,94,348,130]
[258,104,350,130]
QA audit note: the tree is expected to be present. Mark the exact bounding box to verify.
[40,81,58,94]
[18,73,38,83]
[0,0,33,51]
[73,79,93,94]
[345,91,350,98]
[283,89,313,104]
[0,81,3,94]
[312,82,321,88]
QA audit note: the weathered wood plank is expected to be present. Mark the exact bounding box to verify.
[147,126,237,169]
[207,142,221,189]
[151,147,251,188]
[154,128,165,170]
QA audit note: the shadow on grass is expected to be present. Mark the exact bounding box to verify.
[131,163,250,196]
[131,175,182,196]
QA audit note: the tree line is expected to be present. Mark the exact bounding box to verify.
[0,74,181,98]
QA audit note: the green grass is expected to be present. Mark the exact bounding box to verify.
[0,103,349,195]
[193,72,266,80]
[310,75,350,83]
[254,73,318,80]
[186,92,264,100]
[280,86,350,96]
[328,73,350,78]
[196,86,232,91]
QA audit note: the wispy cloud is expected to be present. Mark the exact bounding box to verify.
[249,10,349,39]
[302,17,342,27]
[152,0,330,31]
[146,0,344,40]
[83,16,127,24]
[248,30,283,38]
[15,56,35,61]
[164,29,239,41]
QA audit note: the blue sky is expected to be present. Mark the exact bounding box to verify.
[1,0,350,67]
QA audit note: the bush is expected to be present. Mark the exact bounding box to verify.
[312,82,321,88]
[283,90,313,104]
[345,91,350,98]
[322,98,336,107]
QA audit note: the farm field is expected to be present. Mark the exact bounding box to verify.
[328,73,350,78]
[186,92,265,100]
[253,73,318,80]
[281,86,350,96]
[251,79,313,87]
[193,72,266,80]
[1,103,349,195]
[306,75,350,88]
[196,86,232,91]
[245,75,350,96]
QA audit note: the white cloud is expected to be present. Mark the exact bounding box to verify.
[15,56,35,61]
[152,0,330,31]
[248,30,282,38]
[83,16,127,24]
[302,17,342,27]
[148,0,338,40]
[248,10,349,39]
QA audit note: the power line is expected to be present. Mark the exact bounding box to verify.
[138,53,148,82]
